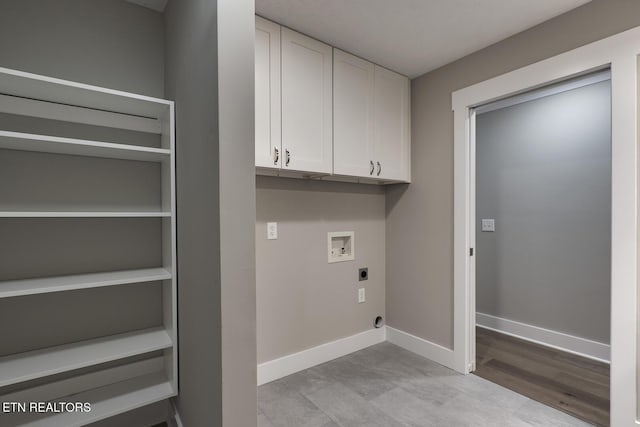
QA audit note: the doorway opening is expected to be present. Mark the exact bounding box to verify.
[470,71,612,426]
[451,25,640,427]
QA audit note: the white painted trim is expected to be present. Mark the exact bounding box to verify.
[453,104,473,375]
[386,326,455,370]
[474,69,611,114]
[468,110,477,372]
[476,313,610,363]
[452,25,639,426]
[609,52,638,427]
[257,328,386,385]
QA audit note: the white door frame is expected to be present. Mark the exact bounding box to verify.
[452,27,639,426]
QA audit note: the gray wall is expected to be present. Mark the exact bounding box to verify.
[165,0,256,426]
[0,0,164,97]
[217,1,257,425]
[164,0,222,426]
[256,177,385,363]
[0,2,169,426]
[386,0,640,349]
[475,81,611,344]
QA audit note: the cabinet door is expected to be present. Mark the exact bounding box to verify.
[255,17,281,169]
[281,28,333,174]
[373,66,411,182]
[333,49,375,178]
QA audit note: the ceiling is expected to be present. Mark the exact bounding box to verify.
[256,0,591,78]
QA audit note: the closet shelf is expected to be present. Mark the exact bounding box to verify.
[3,372,174,427]
[0,66,172,121]
[0,268,171,299]
[0,327,172,388]
[0,211,171,218]
[0,130,170,162]
[0,94,162,135]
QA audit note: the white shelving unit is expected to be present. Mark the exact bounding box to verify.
[0,328,172,388]
[0,130,171,162]
[0,268,171,298]
[0,66,177,426]
[0,212,171,217]
[1,371,174,427]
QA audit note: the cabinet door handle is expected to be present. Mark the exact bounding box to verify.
[285,149,291,167]
[273,147,279,165]
[377,161,382,176]
[370,160,375,175]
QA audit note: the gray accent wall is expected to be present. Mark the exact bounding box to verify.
[475,80,611,344]
[256,177,385,363]
[164,1,222,426]
[387,0,640,349]
[0,0,164,98]
[165,0,256,426]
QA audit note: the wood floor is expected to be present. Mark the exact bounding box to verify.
[475,327,610,427]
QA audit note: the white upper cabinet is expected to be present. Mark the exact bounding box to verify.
[334,50,411,182]
[255,16,281,169]
[333,49,375,178]
[254,16,410,183]
[373,65,411,182]
[281,28,333,174]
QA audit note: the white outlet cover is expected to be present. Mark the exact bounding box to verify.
[358,288,365,303]
[267,222,278,240]
[481,219,495,232]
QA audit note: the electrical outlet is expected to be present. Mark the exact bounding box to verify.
[267,222,278,240]
[358,288,365,303]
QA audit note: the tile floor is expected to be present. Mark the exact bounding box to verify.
[257,342,592,427]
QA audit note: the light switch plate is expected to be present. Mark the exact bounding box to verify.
[267,222,278,240]
[481,219,495,232]
[358,288,365,303]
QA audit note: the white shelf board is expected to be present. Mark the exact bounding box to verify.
[0,328,172,388]
[0,357,165,405]
[0,268,171,298]
[0,211,171,218]
[0,94,162,134]
[0,130,170,162]
[0,66,172,120]
[5,372,174,427]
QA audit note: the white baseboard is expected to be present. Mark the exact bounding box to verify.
[476,312,610,363]
[257,327,387,385]
[385,326,455,370]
